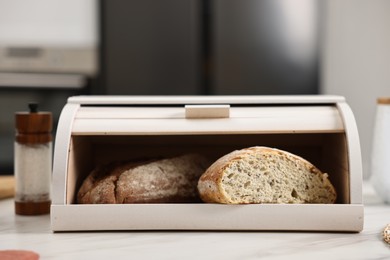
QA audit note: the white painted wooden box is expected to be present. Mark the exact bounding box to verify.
[51,96,364,232]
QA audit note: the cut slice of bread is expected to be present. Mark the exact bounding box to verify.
[197,146,337,204]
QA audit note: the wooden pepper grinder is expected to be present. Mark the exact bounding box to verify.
[14,103,52,215]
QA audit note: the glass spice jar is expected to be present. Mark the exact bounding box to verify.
[370,97,390,203]
[14,103,52,215]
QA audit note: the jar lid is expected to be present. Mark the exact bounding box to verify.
[377,97,390,105]
[15,103,52,134]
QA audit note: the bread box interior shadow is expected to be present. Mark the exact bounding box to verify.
[51,96,363,232]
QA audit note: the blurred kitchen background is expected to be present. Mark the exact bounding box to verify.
[0,0,389,179]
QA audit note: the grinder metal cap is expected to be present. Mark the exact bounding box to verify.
[15,103,52,144]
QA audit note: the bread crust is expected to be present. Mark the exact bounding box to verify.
[77,154,210,204]
[77,161,142,204]
[197,146,337,204]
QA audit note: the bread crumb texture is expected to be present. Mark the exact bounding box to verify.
[198,146,337,204]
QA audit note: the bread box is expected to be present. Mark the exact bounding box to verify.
[51,95,364,232]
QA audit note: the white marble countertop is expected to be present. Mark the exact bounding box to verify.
[1,182,390,260]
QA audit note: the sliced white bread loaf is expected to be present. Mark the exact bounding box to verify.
[197,146,337,204]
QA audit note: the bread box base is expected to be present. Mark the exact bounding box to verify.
[51,204,363,232]
[51,96,364,232]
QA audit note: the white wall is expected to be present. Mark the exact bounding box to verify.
[322,0,390,179]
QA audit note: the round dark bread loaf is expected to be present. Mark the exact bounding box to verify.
[197,146,337,204]
[77,154,210,204]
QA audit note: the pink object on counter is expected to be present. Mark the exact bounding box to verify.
[0,250,39,260]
